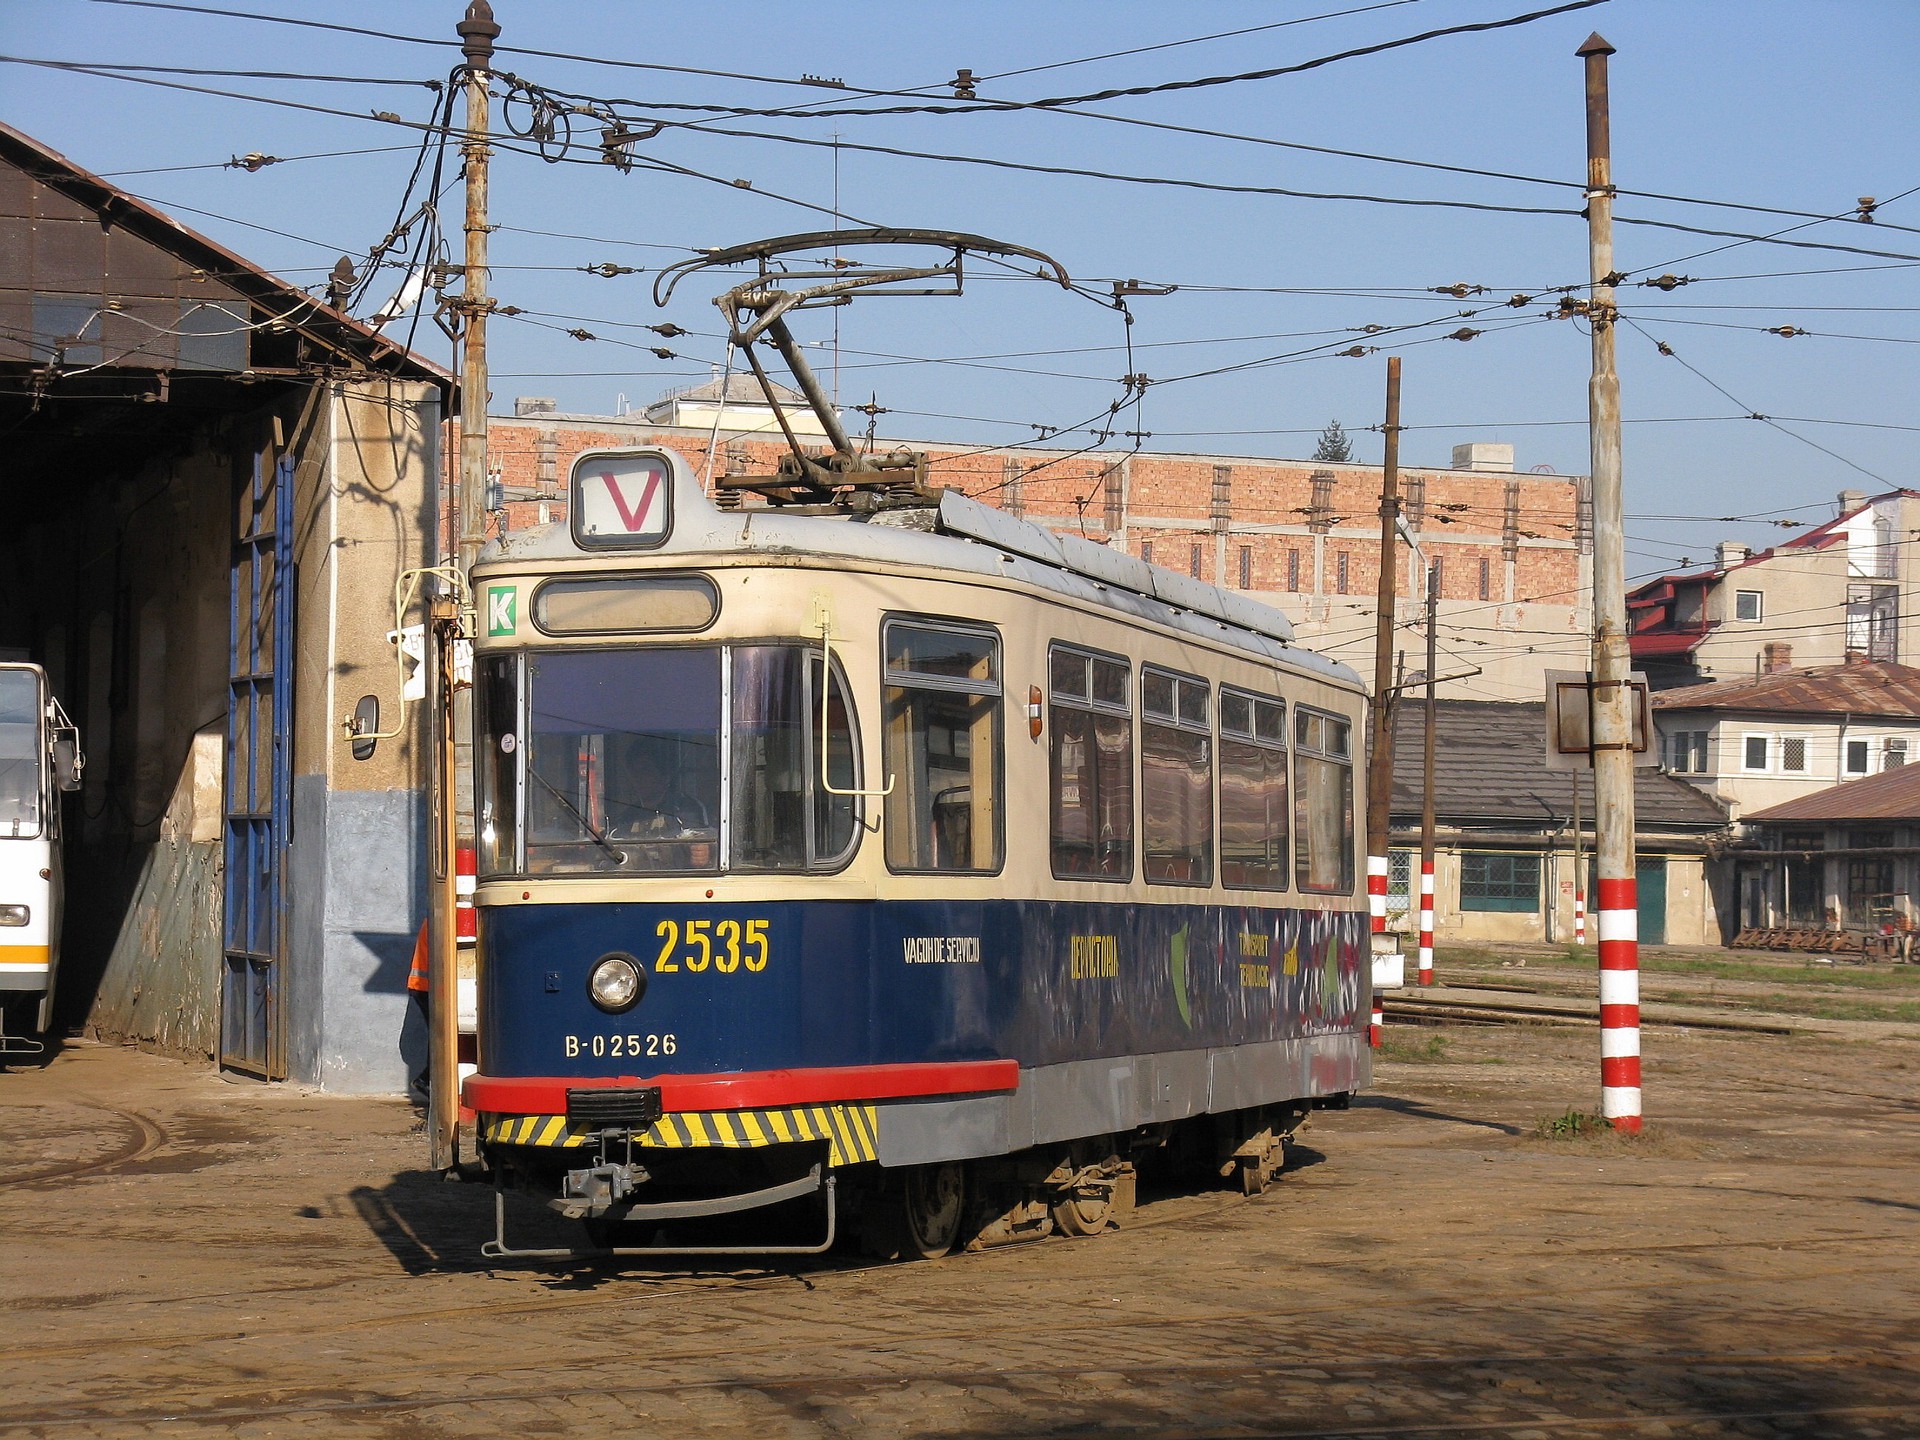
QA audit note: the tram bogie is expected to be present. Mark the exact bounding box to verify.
[465,447,1370,1259]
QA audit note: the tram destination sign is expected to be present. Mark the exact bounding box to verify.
[571,449,673,550]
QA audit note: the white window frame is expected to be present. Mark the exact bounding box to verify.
[1734,589,1764,622]
[1780,735,1809,774]
[1742,733,1771,773]
[1845,738,1871,776]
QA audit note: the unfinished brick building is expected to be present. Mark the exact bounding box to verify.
[459,388,1592,700]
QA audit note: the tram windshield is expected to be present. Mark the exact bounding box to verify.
[475,643,857,877]
[0,669,42,837]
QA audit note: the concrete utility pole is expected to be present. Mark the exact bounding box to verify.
[456,0,498,577]
[1418,560,1437,987]
[1363,357,1403,958]
[1579,32,1641,1133]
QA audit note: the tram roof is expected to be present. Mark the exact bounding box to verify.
[481,449,1361,689]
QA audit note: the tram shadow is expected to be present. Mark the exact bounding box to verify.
[346,1170,502,1276]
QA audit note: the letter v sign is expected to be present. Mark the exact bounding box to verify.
[601,468,662,533]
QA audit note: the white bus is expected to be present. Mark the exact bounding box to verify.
[0,663,81,1051]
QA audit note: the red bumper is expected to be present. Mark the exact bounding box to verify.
[464,1059,1019,1116]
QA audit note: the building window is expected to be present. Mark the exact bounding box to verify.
[1141,667,1213,886]
[1286,548,1300,592]
[882,620,1004,873]
[1886,738,1909,771]
[1219,688,1287,891]
[1668,730,1707,773]
[1735,590,1763,622]
[1478,557,1491,602]
[1781,736,1808,773]
[1847,583,1899,662]
[1239,545,1252,589]
[1294,708,1354,894]
[1846,739,1871,775]
[1048,646,1133,881]
[1845,830,1895,926]
[1743,735,1769,771]
[1782,831,1824,925]
[1460,851,1540,913]
[1336,552,1350,595]
[1141,540,1153,566]
[1190,545,1203,580]
[1387,848,1413,925]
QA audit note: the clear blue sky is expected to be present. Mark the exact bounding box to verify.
[4,0,1915,579]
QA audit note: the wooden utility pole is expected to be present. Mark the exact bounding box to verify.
[456,0,498,576]
[1417,560,1437,986]
[427,595,462,1171]
[1579,32,1641,1133]
[1364,357,1403,953]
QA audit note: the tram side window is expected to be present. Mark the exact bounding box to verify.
[1142,667,1213,886]
[729,646,858,871]
[883,621,1003,873]
[525,648,722,874]
[474,653,519,876]
[1220,689,1288,890]
[1294,708,1355,894]
[1049,647,1133,880]
[0,669,43,835]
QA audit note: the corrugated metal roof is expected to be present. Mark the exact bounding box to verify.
[1745,760,1920,824]
[1650,659,1920,718]
[0,122,449,386]
[1387,700,1727,832]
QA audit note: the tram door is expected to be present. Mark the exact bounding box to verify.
[221,450,293,1078]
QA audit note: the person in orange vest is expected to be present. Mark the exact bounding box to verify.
[404,919,430,1103]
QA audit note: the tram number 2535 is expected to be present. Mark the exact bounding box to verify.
[654,918,769,974]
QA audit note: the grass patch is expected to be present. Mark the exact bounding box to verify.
[1534,1108,1611,1139]
[1379,1033,1452,1063]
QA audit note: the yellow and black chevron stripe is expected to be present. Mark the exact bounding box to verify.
[481,1104,879,1167]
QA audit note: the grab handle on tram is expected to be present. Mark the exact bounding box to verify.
[818,617,894,800]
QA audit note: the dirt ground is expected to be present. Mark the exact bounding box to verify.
[4,1002,1919,1438]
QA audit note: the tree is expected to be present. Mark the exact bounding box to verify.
[1312,419,1353,463]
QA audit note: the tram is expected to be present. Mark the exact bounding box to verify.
[0,662,82,1053]
[463,445,1371,1259]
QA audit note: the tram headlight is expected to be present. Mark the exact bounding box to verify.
[0,905,27,927]
[587,953,643,1014]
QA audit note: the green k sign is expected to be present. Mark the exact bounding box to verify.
[485,585,517,637]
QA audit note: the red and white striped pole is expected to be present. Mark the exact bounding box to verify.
[1370,995,1383,1048]
[1580,34,1641,1134]
[1596,876,1641,1130]
[455,845,477,947]
[1367,854,1389,937]
[1417,860,1435,985]
[1573,888,1587,946]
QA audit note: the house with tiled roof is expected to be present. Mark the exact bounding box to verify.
[1651,660,1920,821]
[1385,700,1730,947]
[1730,758,1920,944]
[1628,488,1920,689]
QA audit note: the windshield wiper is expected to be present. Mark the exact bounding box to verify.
[527,767,626,864]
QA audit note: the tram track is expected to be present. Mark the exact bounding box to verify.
[1381,990,1797,1035]
[4,1344,1914,1433]
[0,1102,168,1190]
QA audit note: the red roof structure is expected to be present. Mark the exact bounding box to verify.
[1745,760,1920,824]
[1650,660,1920,719]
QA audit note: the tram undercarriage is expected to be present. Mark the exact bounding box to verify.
[479,1100,1328,1261]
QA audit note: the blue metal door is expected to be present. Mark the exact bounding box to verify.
[221,449,294,1078]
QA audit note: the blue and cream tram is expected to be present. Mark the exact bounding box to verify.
[464,446,1370,1258]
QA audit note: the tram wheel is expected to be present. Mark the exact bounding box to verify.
[1238,1158,1270,1197]
[1051,1186,1112,1238]
[861,1162,966,1260]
